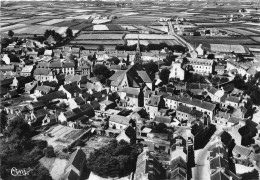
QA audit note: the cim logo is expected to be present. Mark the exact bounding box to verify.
[7,167,33,176]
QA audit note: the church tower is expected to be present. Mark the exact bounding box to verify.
[134,35,142,64]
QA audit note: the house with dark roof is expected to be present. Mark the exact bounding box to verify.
[63,147,86,180]
[59,82,82,99]
[38,90,67,103]
[154,116,172,126]
[166,156,187,180]
[118,87,141,108]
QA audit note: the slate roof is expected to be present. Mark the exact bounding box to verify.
[63,62,75,68]
[35,109,49,119]
[65,148,86,172]
[35,85,54,94]
[80,103,95,117]
[123,87,140,97]
[177,105,192,114]
[211,171,230,180]
[137,71,152,83]
[34,68,52,76]
[210,146,228,159]
[110,115,131,125]
[63,82,82,95]
[210,156,229,170]
[208,87,218,95]
[154,116,172,124]
[226,96,240,103]
[63,169,79,180]
[233,145,251,157]
[74,97,85,105]
[38,90,66,102]
[146,95,161,107]
[228,117,242,124]
[179,97,216,111]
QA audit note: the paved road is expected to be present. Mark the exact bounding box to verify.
[167,21,195,52]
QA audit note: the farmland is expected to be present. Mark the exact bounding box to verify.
[0,0,259,51]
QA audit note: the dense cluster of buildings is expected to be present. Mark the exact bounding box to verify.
[1,28,260,180]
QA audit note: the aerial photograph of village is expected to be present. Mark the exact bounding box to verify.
[0,0,260,179]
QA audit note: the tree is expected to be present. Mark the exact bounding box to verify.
[44,146,56,158]
[143,61,159,79]
[0,111,7,133]
[159,68,170,84]
[152,123,168,133]
[97,45,104,51]
[66,28,73,38]
[93,64,111,83]
[86,140,141,178]
[4,117,32,139]
[207,54,215,59]
[8,30,14,38]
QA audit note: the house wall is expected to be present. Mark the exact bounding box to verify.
[191,64,212,75]
[109,121,128,129]
[169,63,185,81]
[225,101,238,108]
[176,111,190,121]
[145,105,159,119]
[164,98,178,110]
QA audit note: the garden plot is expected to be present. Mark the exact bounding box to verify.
[93,25,109,31]
[75,34,124,40]
[38,19,66,25]
[51,21,80,27]
[210,44,246,53]
[70,24,92,30]
[70,40,125,45]
[121,25,137,30]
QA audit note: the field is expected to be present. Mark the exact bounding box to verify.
[125,34,179,40]
[210,44,246,53]
[222,28,259,36]
[75,34,124,40]
[0,24,27,32]
[38,19,67,25]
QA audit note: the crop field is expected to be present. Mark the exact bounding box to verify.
[70,24,92,30]
[4,25,70,35]
[210,44,246,53]
[0,24,27,32]
[250,37,260,43]
[182,36,259,48]
[18,18,49,24]
[127,40,181,46]
[125,34,178,40]
[93,25,109,31]
[69,40,125,45]
[75,34,124,40]
[222,28,259,36]
[92,19,111,24]
[38,19,67,25]
[1,18,28,24]
[51,21,80,27]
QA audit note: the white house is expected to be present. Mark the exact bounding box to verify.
[169,62,185,80]
[196,44,204,56]
[109,115,131,129]
[206,87,225,103]
[189,58,213,75]
[21,65,34,76]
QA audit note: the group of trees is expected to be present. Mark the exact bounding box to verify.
[233,73,260,105]
[44,30,63,42]
[0,117,52,180]
[115,43,187,53]
[208,75,229,86]
[93,64,113,84]
[86,139,142,178]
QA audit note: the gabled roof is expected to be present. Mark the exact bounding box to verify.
[38,90,66,102]
[63,82,82,95]
[146,95,161,107]
[63,169,79,180]
[110,115,130,125]
[210,146,228,159]
[34,68,52,76]
[154,116,171,124]
[137,71,152,83]
[210,156,229,170]
[177,105,192,114]
[233,145,251,157]
[211,171,230,180]
[65,148,86,172]
[226,96,240,103]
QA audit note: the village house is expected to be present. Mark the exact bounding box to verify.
[21,65,34,76]
[188,58,213,75]
[206,87,225,103]
[34,68,56,82]
[215,65,226,75]
[224,95,240,108]
[145,93,165,119]
[169,61,185,81]
[109,114,131,129]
